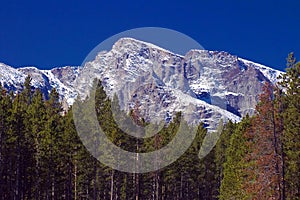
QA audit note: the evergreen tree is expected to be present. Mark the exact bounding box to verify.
[214,120,236,197]
[279,53,300,199]
[243,82,283,199]
[219,115,252,200]
[9,92,28,199]
[27,89,47,199]
[44,88,64,199]
[196,123,218,200]
[0,85,12,199]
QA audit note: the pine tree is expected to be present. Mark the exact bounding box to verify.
[27,89,47,199]
[279,53,300,199]
[21,75,38,199]
[214,120,236,197]
[242,82,283,199]
[0,85,12,199]
[9,92,27,199]
[44,88,64,199]
[219,115,252,200]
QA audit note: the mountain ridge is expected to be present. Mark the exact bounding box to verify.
[0,37,283,130]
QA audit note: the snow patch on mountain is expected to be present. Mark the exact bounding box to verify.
[113,37,184,58]
[0,37,285,131]
[238,58,283,83]
[0,63,25,88]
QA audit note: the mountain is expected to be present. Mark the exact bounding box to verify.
[0,63,80,106]
[0,38,283,130]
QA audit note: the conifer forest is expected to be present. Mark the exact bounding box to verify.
[0,53,300,199]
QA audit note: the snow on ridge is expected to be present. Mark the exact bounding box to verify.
[238,58,283,83]
[18,66,40,71]
[187,49,219,54]
[172,89,241,123]
[113,37,184,58]
[0,62,20,73]
[0,38,284,112]
[0,63,25,85]
[186,49,234,55]
[186,50,283,84]
[41,70,74,92]
[0,40,285,131]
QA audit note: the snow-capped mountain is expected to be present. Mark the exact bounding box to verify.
[0,37,283,130]
[75,38,283,130]
[0,63,80,106]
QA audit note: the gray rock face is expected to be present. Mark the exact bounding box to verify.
[183,50,271,117]
[75,38,282,130]
[0,64,80,105]
[0,37,283,131]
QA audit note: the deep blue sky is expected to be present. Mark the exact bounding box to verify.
[0,0,299,71]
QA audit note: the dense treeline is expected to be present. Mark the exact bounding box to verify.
[0,53,299,199]
[0,77,218,199]
[219,53,300,200]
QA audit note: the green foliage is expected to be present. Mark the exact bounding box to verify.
[214,120,236,196]
[1,51,300,200]
[219,116,252,200]
[279,53,300,199]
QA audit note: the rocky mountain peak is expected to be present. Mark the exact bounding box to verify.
[0,38,283,131]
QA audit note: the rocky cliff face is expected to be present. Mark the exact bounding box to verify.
[0,64,80,105]
[75,38,282,130]
[0,37,283,131]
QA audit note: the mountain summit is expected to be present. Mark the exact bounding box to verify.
[0,38,283,130]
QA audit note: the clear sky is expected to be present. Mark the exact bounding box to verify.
[0,0,299,71]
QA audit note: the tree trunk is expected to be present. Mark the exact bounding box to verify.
[110,170,114,200]
[74,160,77,200]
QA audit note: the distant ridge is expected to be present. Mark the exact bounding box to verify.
[0,38,283,130]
